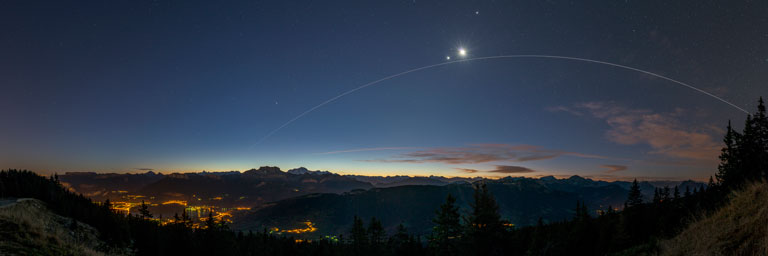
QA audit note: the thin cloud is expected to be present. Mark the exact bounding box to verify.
[317,147,420,155]
[546,106,584,116]
[488,165,536,174]
[601,164,628,173]
[456,168,480,173]
[583,174,691,182]
[363,144,616,164]
[516,154,559,161]
[134,168,154,171]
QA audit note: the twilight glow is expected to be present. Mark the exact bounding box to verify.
[1,1,767,181]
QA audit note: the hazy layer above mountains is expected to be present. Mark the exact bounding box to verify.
[60,166,704,198]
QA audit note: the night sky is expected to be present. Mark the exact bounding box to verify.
[2,1,767,180]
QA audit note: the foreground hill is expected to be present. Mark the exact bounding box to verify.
[0,198,118,255]
[661,181,768,255]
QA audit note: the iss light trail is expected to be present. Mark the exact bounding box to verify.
[253,54,748,146]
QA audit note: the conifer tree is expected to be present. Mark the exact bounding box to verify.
[465,183,505,255]
[103,199,112,210]
[574,200,581,219]
[391,223,409,245]
[466,183,503,233]
[652,188,661,204]
[205,210,216,230]
[431,194,462,255]
[739,111,764,183]
[181,209,192,228]
[715,98,768,190]
[673,186,680,200]
[717,120,740,188]
[368,217,385,246]
[756,97,768,179]
[138,200,152,219]
[573,201,589,221]
[625,179,643,207]
[350,215,368,251]
[389,223,412,254]
[661,186,671,202]
[432,194,462,240]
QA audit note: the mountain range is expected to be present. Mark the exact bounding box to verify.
[59,167,705,236]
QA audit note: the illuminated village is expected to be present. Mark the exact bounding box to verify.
[104,191,319,237]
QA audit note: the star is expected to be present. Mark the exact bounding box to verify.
[446,56,451,60]
[475,11,479,15]
[458,48,467,57]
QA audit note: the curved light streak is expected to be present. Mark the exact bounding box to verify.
[254,55,747,146]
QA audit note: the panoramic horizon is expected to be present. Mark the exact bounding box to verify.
[51,165,707,182]
[2,1,768,255]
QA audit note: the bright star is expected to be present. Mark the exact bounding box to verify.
[458,48,467,57]
[446,56,451,60]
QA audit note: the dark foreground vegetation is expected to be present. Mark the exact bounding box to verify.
[1,98,766,255]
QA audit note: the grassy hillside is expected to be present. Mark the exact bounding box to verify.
[661,181,768,255]
[0,198,120,255]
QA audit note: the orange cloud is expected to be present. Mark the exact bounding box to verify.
[488,165,536,173]
[456,168,480,173]
[553,102,721,161]
[601,164,628,173]
[363,144,614,164]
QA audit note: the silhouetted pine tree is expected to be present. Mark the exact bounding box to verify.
[652,188,661,204]
[717,120,739,187]
[389,223,409,248]
[673,186,680,200]
[717,98,768,191]
[205,210,216,230]
[181,209,192,228]
[350,215,368,253]
[625,179,643,208]
[465,183,505,255]
[430,194,462,255]
[573,200,589,221]
[757,97,768,179]
[138,200,153,219]
[103,199,112,210]
[661,186,671,202]
[368,216,385,253]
